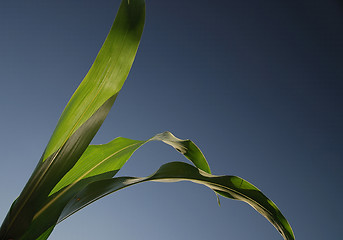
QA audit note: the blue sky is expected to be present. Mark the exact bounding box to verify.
[0,0,342,239]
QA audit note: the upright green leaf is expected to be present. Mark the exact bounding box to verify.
[43,0,145,162]
[0,1,145,239]
[0,1,295,240]
[44,0,145,160]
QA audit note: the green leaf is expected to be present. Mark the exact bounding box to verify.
[0,96,116,240]
[35,226,54,240]
[0,1,145,239]
[20,132,210,239]
[0,1,295,240]
[21,132,293,240]
[62,162,295,240]
[20,174,113,240]
[43,0,145,162]
[50,131,211,196]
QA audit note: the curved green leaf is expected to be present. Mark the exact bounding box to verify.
[22,132,293,240]
[0,1,145,239]
[151,132,211,173]
[0,96,116,240]
[35,226,54,240]
[20,132,210,239]
[62,162,295,240]
[20,173,116,240]
[49,131,210,197]
[43,0,145,161]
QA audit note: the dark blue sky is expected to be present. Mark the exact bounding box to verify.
[0,0,342,239]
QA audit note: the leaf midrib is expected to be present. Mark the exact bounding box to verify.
[33,141,142,221]
[4,27,129,238]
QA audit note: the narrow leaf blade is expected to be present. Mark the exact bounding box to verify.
[63,162,295,240]
[50,131,211,196]
[44,0,145,161]
[21,131,210,239]
[0,1,145,239]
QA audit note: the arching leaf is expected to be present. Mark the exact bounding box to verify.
[62,162,295,240]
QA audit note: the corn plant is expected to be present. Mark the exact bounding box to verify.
[0,0,295,239]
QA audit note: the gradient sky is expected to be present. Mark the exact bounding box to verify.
[0,0,342,239]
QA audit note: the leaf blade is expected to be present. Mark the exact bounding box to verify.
[0,1,146,239]
[63,162,295,240]
[0,95,116,240]
[49,131,211,196]
[20,131,211,239]
[43,0,145,161]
